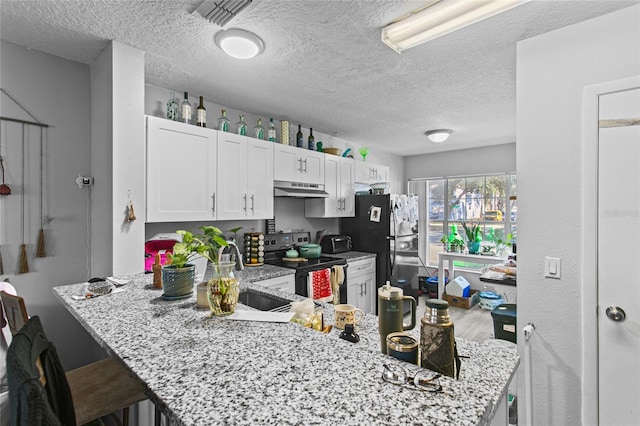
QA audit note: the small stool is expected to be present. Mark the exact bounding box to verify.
[491,303,517,343]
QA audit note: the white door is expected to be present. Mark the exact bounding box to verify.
[339,158,355,216]
[246,139,274,219]
[146,116,217,222]
[217,133,248,219]
[597,87,640,425]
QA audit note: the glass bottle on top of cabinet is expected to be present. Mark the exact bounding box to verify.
[308,128,315,151]
[166,92,179,121]
[181,92,192,124]
[236,114,247,136]
[254,119,265,140]
[218,109,230,132]
[296,124,303,148]
[196,96,206,127]
[268,118,277,142]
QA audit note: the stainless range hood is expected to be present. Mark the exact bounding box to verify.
[274,181,329,198]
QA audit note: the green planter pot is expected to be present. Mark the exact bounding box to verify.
[161,264,195,300]
[468,241,481,254]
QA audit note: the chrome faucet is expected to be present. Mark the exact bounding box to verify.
[225,241,244,271]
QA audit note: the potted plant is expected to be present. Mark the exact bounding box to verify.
[461,220,482,254]
[162,227,229,302]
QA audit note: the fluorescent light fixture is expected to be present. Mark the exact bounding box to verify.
[382,0,530,53]
[214,29,264,59]
[425,129,452,143]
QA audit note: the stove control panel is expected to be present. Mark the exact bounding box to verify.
[263,232,311,251]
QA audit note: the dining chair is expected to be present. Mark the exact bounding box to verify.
[1,292,148,426]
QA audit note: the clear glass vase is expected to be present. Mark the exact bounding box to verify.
[207,261,239,316]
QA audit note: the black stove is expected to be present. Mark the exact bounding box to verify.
[262,232,348,301]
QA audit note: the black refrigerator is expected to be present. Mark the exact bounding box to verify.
[340,194,420,312]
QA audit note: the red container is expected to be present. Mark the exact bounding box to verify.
[144,234,180,271]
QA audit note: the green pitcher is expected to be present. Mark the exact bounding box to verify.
[378,281,416,353]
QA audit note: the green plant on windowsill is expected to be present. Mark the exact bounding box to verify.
[461,220,482,254]
[460,220,482,243]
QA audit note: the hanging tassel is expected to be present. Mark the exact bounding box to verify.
[19,244,29,274]
[127,200,136,222]
[36,229,46,258]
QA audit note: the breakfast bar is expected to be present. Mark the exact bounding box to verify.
[53,272,518,426]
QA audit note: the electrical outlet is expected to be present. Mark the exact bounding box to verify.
[544,256,561,279]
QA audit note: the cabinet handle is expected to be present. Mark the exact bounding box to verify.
[212,193,216,213]
[251,194,255,212]
[340,198,345,211]
[243,194,247,211]
[303,158,308,172]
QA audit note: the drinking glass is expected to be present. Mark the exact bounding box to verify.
[359,147,370,161]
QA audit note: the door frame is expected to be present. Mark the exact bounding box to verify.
[581,75,640,424]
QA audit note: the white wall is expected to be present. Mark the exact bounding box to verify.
[91,41,146,276]
[516,5,640,425]
[404,143,516,180]
[0,40,105,369]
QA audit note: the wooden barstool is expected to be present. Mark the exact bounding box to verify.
[1,291,148,426]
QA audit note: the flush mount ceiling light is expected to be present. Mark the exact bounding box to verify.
[425,129,452,143]
[382,0,531,53]
[214,28,264,59]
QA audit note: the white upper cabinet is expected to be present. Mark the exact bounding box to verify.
[274,144,324,184]
[354,161,389,184]
[217,133,274,220]
[305,155,355,218]
[146,116,217,222]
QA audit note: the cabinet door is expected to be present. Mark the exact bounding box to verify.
[299,150,325,184]
[146,116,217,222]
[354,161,373,183]
[360,272,376,314]
[338,158,355,217]
[217,132,249,220]
[346,277,362,310]
[273,144,301,182]
[347,257,377,313]
[254,275,295,294]
[246,139,274,219]
[373,164,389,183]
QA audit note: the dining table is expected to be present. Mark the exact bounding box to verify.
[53,270,519,426]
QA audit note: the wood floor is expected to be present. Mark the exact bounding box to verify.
[409,295,496,343]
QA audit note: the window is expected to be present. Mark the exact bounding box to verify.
[409,173,516,266]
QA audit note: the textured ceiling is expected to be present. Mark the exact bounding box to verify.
[1,0,637,156]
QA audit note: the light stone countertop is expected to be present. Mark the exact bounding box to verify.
[53,271,518,426]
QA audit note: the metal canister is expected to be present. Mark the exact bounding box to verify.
[420,299,456,378]
[386,332,419,365]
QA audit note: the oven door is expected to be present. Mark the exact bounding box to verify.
[295,266,348,304]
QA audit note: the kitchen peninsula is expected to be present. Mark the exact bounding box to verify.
[54,269,518,425]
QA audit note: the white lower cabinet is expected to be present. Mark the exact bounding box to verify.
[146,116,217,222]
[254,274,295,294]
[217,133,274,220]
[346,257,376,314]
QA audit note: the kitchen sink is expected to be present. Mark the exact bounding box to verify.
[238,289,291,312]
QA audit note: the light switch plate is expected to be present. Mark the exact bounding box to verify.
[544,256,561,279]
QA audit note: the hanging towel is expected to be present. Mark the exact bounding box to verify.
[330,265,345,304]
[308,269,333,303]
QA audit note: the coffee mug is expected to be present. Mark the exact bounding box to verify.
[334,304,365,329]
